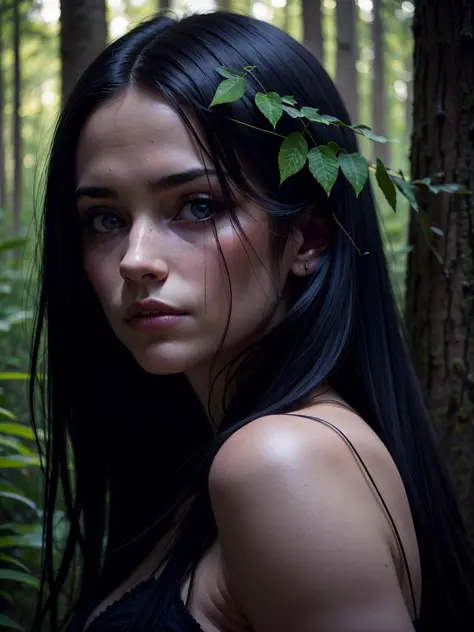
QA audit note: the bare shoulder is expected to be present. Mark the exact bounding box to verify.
[209,404,397,495]
[209,402,416,549]
[208,404,421,632]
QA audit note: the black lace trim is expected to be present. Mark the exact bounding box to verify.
[85,576,156,630]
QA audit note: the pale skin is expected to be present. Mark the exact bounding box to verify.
[76,87,421,631]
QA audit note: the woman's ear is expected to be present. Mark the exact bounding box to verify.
[290,212,330,278]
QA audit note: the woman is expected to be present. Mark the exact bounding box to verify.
[29,10,474,632]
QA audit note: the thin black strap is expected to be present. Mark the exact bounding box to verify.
[308,397,357,414]
[285,413,418,621]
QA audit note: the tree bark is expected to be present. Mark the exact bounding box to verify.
[59,0,108,103]
[406,0,474,537]
[0,2,7,211]
[371,0,389,164]
[335,0,358,123]
[302,0,324,64]
[12,0,21,237]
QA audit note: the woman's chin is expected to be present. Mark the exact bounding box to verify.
[128,343,207,376]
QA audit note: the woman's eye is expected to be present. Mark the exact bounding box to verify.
[83,210,126,233]
[176,197,225,223]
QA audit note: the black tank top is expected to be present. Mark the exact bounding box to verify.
[68,576,420,632]
[66,407,420,631]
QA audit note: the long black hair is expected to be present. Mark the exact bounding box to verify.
[30,10,474,631]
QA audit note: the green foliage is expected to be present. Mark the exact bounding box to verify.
[375,158,397,212]
[255,92,283,128]
[0,238,40,628]
[0,613,24,630]
[209,66,466,258]
[338,152,369,198]
[278,132,308,183]
[210,75,246,106]
[307,146,339,195]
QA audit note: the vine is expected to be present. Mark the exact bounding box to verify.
[209,66,468,262]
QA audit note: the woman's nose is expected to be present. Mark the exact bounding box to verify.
[119,223,169,284]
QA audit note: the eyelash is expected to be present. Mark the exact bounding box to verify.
[176,194,227,223]
[80,195,227,234]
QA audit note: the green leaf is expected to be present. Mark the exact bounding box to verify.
[0,436,33,456]
[0,482,22,495]
[0,553,31,572]
[392,177,418,212]
[431,226,444,237]
[0,455,40,468]
[338,153,369,197]
[352,125,389,144]
[0,372,29,380]
[5,524,40,536]
[210,76,246,106]
[299,106,331,125]
[0,614,24,630]
[0,423,33,440]
[215,66,244,79]
[421,181,468,194]
[281,95,297,105]
[375,158,397,212]
[307,146,339,196]
[0,492,37,511]
[0,408,16,420]
[0,238,27,252]
[278,133,308,184]
[282,105,303,118]
[0,591,13,604]
[0,569,39,589]
[255,92,283,128]
[324,115,345,125]
[0,533,42,549]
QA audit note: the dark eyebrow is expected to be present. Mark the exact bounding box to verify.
[75,186,118,200]
[148,168,218,191]
[75,168,218,201]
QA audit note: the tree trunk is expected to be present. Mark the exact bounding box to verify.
[406,0,474,538]
[158,0,171,10]
[216,0,231,9]
[12,0,21,237]
[302,0,323,64]
[335,0,358,123]
[59,0,108,103]
[0,2,7,211]
[283,0,291,33]
[371,0,389,164]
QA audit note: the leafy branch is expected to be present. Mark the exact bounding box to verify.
[209,66,468,254]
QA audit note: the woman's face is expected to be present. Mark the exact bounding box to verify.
[76,87,303,384]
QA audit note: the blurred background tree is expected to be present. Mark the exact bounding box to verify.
[59,0,107,102]
[406,0,474,538]
[1,0,472,629]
